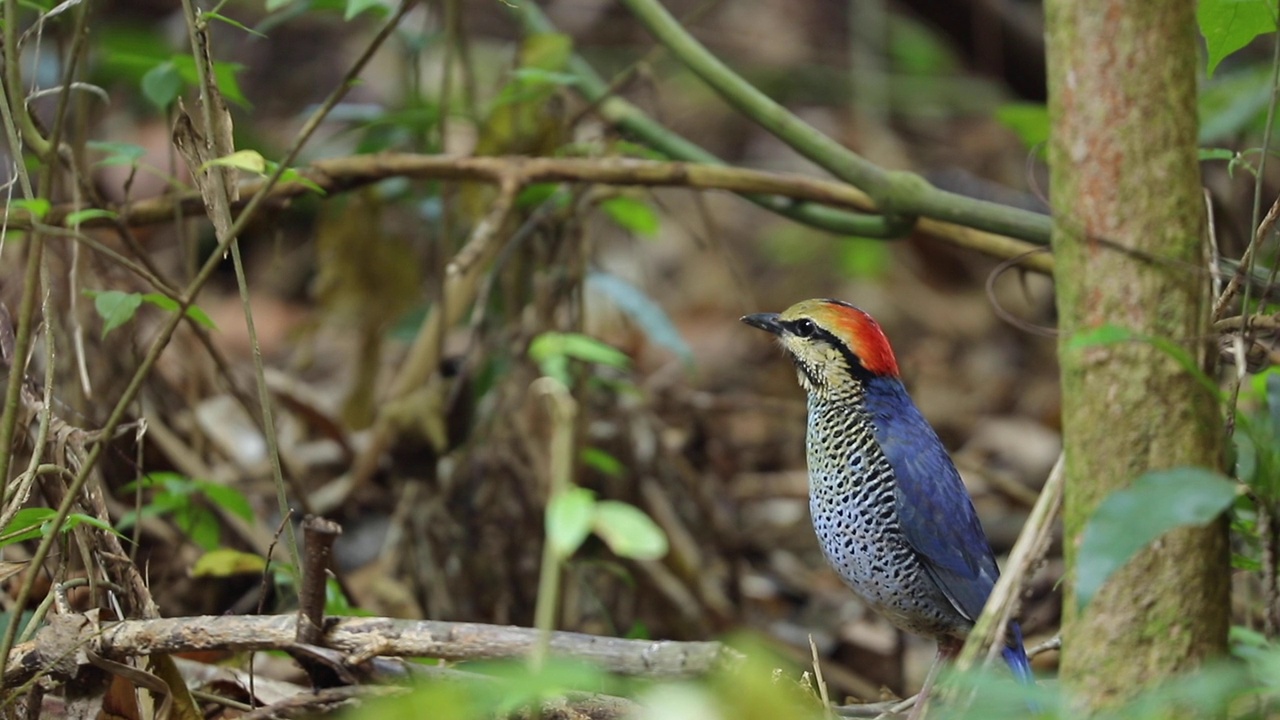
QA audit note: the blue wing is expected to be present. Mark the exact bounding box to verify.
[866,379,1000,623]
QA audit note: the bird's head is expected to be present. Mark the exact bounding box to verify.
[742,299,899,396]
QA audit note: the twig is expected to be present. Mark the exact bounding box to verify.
[955,452,1064,673]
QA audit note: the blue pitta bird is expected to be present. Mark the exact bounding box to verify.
[743,299,1032,716]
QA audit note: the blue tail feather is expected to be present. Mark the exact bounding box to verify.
[1001,622,1034,683]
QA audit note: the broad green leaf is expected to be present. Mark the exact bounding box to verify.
[11,198,50,220]
[11,199,49,220]
[0,508,55,546]
[592,501,668,560]
[192,548,266,577]
[1077,467,1238,610]
[1198,0,1277,77]
[141,61,182,109]
[599,196,660,237]
[203,149,267,174]
[586,272,692,364]
[546,488,596,559]
[89,290,143,339]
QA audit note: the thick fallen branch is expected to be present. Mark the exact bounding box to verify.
[7,614,736,689]
[27,153,1052,274]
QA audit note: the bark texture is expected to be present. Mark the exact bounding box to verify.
[1045,0,1230,711]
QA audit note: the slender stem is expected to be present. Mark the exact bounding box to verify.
[530,378,578,672]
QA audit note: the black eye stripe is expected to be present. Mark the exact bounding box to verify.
[792,319,817,337]
[787,321,873,381]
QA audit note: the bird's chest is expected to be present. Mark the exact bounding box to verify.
[804,408,933,616]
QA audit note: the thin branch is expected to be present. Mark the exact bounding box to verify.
[6,614,739,689]
[26,154,1054,274]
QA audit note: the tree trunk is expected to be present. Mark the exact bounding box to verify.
[1045,0,1230,711]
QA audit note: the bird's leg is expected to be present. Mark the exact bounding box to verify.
[904,639,961,720]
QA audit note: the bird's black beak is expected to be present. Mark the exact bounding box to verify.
[741,312,784,335]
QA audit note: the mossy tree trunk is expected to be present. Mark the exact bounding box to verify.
[1045,0,1230,711]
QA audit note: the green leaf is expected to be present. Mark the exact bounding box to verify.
[11,198,50,221]
[1199,65,1273,142]
[510,67,578,88]
[994,102,1049,152]
[64,209,118,226]
[140,293,218,330]
[546,488,596,559]
[65,513,124,538]
[1064,323,1135,351]
[170,56,249,107]
[560,334,629,367]
[586,272,692,364]
[89,290,143,339]
[87,141,146,167]
[1198,0,1277,77]
[198,481,254,522]
[277,166,326,195]
[591,501,668,560]
[204,11,267,38]
[1077,467,1238,610]
[599,196,660,237]
[838,237,891,279]
[528,332,630,382]
[141,61,182,109]
[0,508,55,547]
[580,447,624,477]
[1199,148,1237,162]
[203,149,267,174]
[345,0,388,20]
[192,548,267,577]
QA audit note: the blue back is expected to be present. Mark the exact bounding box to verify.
[865,376,1032,679]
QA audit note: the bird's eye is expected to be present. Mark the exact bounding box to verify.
[793,319,817,337]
